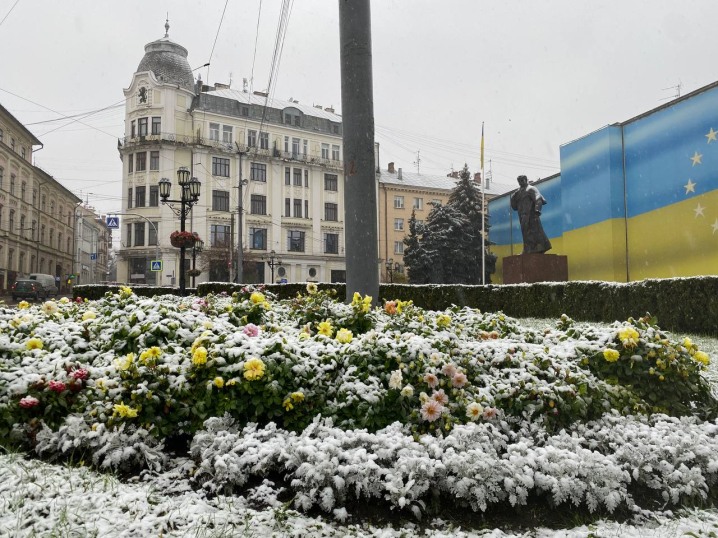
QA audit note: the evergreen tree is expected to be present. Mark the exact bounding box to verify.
[446,164,497,284]
[403,210,430,284]
[419,201,472,283]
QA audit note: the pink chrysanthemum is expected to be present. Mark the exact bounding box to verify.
[423,373,439,389]
[441,364,457,378]
[70,369,89,381]
[48,381,66,393]
[19,396,40,408]
[420,400,444,422]
[243,323,259,337]
[451,372,468,388]
[432,389,449,405]
[483,407,498,419]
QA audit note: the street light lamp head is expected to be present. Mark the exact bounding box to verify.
[189,177,201,199]
[158,177,171,199]
[385,258,394,270]
[177,166,191,186]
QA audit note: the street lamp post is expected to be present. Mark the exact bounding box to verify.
[158,167,201,296]
[262,249,283,283]
[191,238,204,287]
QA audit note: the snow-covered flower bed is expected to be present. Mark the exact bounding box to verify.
[1,287,717,518]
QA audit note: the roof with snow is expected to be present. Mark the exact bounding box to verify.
[378,169,512,196]
[207,88,342,122]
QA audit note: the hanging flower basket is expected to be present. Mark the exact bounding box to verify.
[187,268,202,277]
[170,230,200,249]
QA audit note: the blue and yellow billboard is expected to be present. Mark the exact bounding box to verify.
[489,81,718,283]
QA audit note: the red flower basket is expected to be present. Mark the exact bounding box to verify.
[170,230,200,249]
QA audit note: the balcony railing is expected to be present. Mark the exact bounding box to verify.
[118,133,343,169]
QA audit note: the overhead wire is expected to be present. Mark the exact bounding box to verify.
[0,0,20,28]
[205,0,230,84]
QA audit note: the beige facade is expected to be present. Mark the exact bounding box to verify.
[75,205,110,284]
[378,164,500,283]
[0,103,81,292]
[118,28,347,285]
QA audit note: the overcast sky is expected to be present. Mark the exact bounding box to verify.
[1,0,717,215]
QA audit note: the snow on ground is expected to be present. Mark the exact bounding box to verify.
[1,451,718,538]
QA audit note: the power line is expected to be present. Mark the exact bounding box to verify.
[0,0,20,28]
[206,0,230,84]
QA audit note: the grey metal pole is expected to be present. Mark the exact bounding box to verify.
[339,0,379,303]
[237,151,244,284]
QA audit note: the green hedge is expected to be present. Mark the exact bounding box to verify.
[76,277,718,335]
[73,285,197,301]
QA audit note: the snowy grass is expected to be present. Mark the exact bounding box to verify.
[2,452,718,538]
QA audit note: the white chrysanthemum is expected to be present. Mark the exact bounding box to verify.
[401,384,414,398]
[466,402,483,421]
[389,370,403,390]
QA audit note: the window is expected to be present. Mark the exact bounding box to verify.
[325,203,338,221]
[250,162,266,182]
[324,174,338,191]
[209,123,220,140]
[223,125,233,143]
[284,136,289,152]
[305,200,309,218]
[249,227,267,250]
[212,157,230,177]
[0,205,3,230]
[303,139,308,156]
[0,167,3,188]
[67,213,71,226]
[287,230,305,252]
[41,195,46,212]
[324,233,339,254]
[293,199,302,218]
[10,175,15,196]
[394,195,404,209]
[432,199,442,206]
[333,124,340,134]
[128,153,133,173]
[66,237,71,253]
[321,143,329,159]
[285,167,291,185]
[241,106,249,117]
[416,219,424,226]
[151,117,161,135]
[148,222,158,246]
[259,132,269,149]
[247,130,257,147]
[294,115,301,127]
[136,152,146,171]
[11,138,15,151]
[32,189,36,206]
[293,168,302,186]
[135,186,146,208]
[332,145,340,161]
[395,218,404,231]
[131,121,136,138]
[250,194,266,215]
[8,210,14,233]
[285,198,291,217]
[58,232,62,251]
[0,129,2,143]
[210,224,230,247]
[212,190,230,211]
[150,185,159,206]
[21,147,26,160]
[21,182,26,201]
[413,197,423,210]
[138,118,148,137]
[50,200,55,216]
[150,151,159,170]
[127,187,132,209]
[394,241,404,254]
[292,138,300,156]
[49,228,54,247]
[304,170,309,187]
[134,222,145,246]
[31,220,36,240]
[284,114,291,124]
[20,215,25,236]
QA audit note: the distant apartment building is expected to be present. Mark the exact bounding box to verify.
[0,102,82,291]
[118,23,348,285]
[75,205,110,284]
[378,163,503,282]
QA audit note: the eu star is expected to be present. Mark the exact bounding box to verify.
[691,151,703,166]
[693,203,705,218]
[712,219,718,234]
[706,128,718,144]
[684,179,696,194]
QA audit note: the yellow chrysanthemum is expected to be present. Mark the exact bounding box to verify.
[317,320,334,337]
[618,327,640,349]
[192,346,208,366]
[82,310,97,321]
[113,353,134,371]
[243,357,266,381]
[113,402,138,418]
[683,337,694,352]
[283,398,294,411]
[26,338,44,350]
[250,292,265,304]
[436,314,451,327]
[214,377,224,388]
[306,283,318,294]
[694,351,710,366]
[603,349,620,362]
[60,297,69,304]
[18,301,29,310]
[291,391,305,402]
[336,328,353,344]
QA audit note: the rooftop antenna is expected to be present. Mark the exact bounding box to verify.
[485,159,493,190]
[164,14,170,38]
[243,77,248,92]
[413,150,421,174]
[660,80,682,101]
[229,72,233,87]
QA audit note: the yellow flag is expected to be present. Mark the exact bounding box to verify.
[480,122,485,171]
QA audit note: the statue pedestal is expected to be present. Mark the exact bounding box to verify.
[503,254,568,284]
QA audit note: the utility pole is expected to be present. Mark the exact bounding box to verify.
[230,212,235,282]
[234,145,247,284]
[339,0,379,303]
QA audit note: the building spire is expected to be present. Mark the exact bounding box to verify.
[164,14,170,38]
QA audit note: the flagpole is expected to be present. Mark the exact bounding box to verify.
[481,122,485,285]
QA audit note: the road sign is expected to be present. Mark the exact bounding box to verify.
[280,278,288,284]
[55,276,61,282]
[150,260,163,272]
[106,216,120,229]
[90,253,98,260]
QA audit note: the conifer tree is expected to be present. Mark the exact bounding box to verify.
[403,209,430,284]
[418,201,471,283]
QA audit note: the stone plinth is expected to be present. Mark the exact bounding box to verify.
[503,254,568,284]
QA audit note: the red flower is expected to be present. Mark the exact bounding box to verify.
[76,297,83,303]
[48,380,66,393]
[70,369,89,381]
[19,396,40,408]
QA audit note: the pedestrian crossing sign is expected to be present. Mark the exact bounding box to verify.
[106,216,120,229]
[150,260,163,272]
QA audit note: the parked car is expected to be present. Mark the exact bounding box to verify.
[11,280,47,302]
[28,273,58,298]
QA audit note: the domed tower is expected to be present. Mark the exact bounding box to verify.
[117,20,197,287]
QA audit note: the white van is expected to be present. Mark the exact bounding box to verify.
[29,274,58,298]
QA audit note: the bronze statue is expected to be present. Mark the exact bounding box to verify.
[510,175,552,254]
